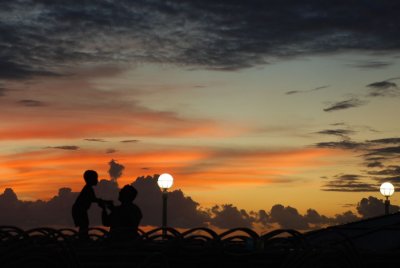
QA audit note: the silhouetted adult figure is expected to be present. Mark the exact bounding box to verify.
[72,170,103,240]
[101,185,143,241]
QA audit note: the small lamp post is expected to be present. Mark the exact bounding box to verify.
[157,173,174,239]
[380,182,394,215]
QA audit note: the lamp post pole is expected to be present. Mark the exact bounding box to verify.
[162,189,168,238]
[385,196,390,215]
[157,173,174,240]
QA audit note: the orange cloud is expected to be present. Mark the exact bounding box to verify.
[0,114,243,140]
[0,76,246,140]
[0,146,343,200]
[173,147,341,187]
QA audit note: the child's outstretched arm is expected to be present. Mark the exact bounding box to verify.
[97,199,114,209]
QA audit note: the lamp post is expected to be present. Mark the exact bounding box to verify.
[157,173,174,239]
[380,182,394,215]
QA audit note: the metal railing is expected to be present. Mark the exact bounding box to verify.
[1,225,400,268]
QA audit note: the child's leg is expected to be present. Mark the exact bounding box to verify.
[78,226,89,240]
[77,213,90,240]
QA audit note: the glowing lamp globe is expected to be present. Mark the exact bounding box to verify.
[158,173,174,190]
[380,182,394,197]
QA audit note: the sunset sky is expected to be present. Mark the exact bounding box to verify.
[1,0,400,223]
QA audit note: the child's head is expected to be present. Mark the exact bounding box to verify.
[118,185,138,203]
[83,170,98,186]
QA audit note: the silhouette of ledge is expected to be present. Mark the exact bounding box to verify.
[1,216,400,267]
[306,211,400,251]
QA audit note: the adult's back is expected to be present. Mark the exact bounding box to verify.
[101,185,143,240]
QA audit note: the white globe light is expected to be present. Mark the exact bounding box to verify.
[380,182,395,197]
[158,173,174,190]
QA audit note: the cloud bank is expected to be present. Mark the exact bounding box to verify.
[0,174,391,231]
[1,1,400,79]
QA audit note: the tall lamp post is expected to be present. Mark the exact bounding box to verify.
[380,182,394,215]
[157,173,174,239]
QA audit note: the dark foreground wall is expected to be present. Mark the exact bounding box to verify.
[1,225,400,268]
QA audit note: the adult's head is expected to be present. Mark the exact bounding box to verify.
[119,185,138,204]
[83,170,98,186]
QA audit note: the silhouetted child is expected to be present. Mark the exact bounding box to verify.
[72,170,102,240]
[101,185,142,241]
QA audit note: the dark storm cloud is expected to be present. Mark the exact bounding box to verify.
[311,139,380,156]
[46,145,80,150]
[373,177,400,186]
[366,79,399,97]
[357,196,399,218]
[108,159,124,182]
[315,135,400,191]
[0,175,211,229]
[334,211,359,224]
[366,161,384,168]
[341,203,355,208]
[120,140,140,143]
[0,185,248,229]
[269,204,309,230]
[285,90,299,95]
[168,189,211,227]
[322,174,377,192]
[210,204,255,229]
[304,209,331,225]
[333,174,361,181]
[309,86,330,92]
[330,122,379,133]
[285,85,329,95]
[349,60,393,69]
[255,209,269,226]
[366,146,400,157]
[314,140,367,150]
[0,59,59,80]
[84,138,107,142]
[315,129,355,138]
[368,165,400,176]
[1,1,400,79]
[367,81,397,90]
[0,187,77,227]
[265,204,361,228]
[323,98,366,112]
[0,181,380,230]
[95,179,119,205]
[132,175,210,228]
[367,138,400,144]
[331,122,345,126]
[17,99,46,107]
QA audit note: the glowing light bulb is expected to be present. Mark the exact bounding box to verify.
[380,182,394,197]
[157,173,174,190]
